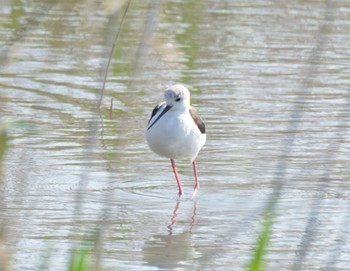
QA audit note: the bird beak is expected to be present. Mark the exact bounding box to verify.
[148,105,173,130]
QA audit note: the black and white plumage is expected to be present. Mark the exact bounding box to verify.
[145,84,206,196]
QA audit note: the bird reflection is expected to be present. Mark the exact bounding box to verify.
[143,199,199,270]
[167,200,181,235]
[168,199,198,235]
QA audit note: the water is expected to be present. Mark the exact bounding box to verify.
[1,0,350,270]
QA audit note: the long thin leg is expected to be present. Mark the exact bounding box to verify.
[193,160,200,191]
[171,159,183,196]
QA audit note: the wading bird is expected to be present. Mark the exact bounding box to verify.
[145,84,206,196]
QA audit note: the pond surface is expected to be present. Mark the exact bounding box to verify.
[1,0,350,270]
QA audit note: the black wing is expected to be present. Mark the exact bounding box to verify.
[148,101,166,124]
[189,106,205,134]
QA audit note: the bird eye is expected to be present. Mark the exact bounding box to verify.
[175,97,181,102]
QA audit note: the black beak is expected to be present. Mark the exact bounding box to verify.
[147,105,172,130]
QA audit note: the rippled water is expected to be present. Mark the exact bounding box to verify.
[1,0,350,270]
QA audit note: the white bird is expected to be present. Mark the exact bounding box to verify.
[145,84,206,196]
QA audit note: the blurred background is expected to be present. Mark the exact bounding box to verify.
[1,0,350,270]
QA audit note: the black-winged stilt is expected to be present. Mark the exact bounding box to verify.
[145,84,206,196]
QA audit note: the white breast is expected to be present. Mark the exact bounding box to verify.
[145,110,206,161]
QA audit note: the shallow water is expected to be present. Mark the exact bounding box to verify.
[1,0,350,270]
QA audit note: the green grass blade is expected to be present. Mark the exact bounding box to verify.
[246,210,275,271]
[0,126,8,163]
[68,248,90,271]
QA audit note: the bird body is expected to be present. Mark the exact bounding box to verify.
[145,84,206,196]
[146,104,205,161]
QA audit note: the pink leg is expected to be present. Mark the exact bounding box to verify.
[193,160,200,191]
[171,159,183,196]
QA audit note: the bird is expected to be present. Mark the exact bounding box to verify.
[145,84,206,196]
